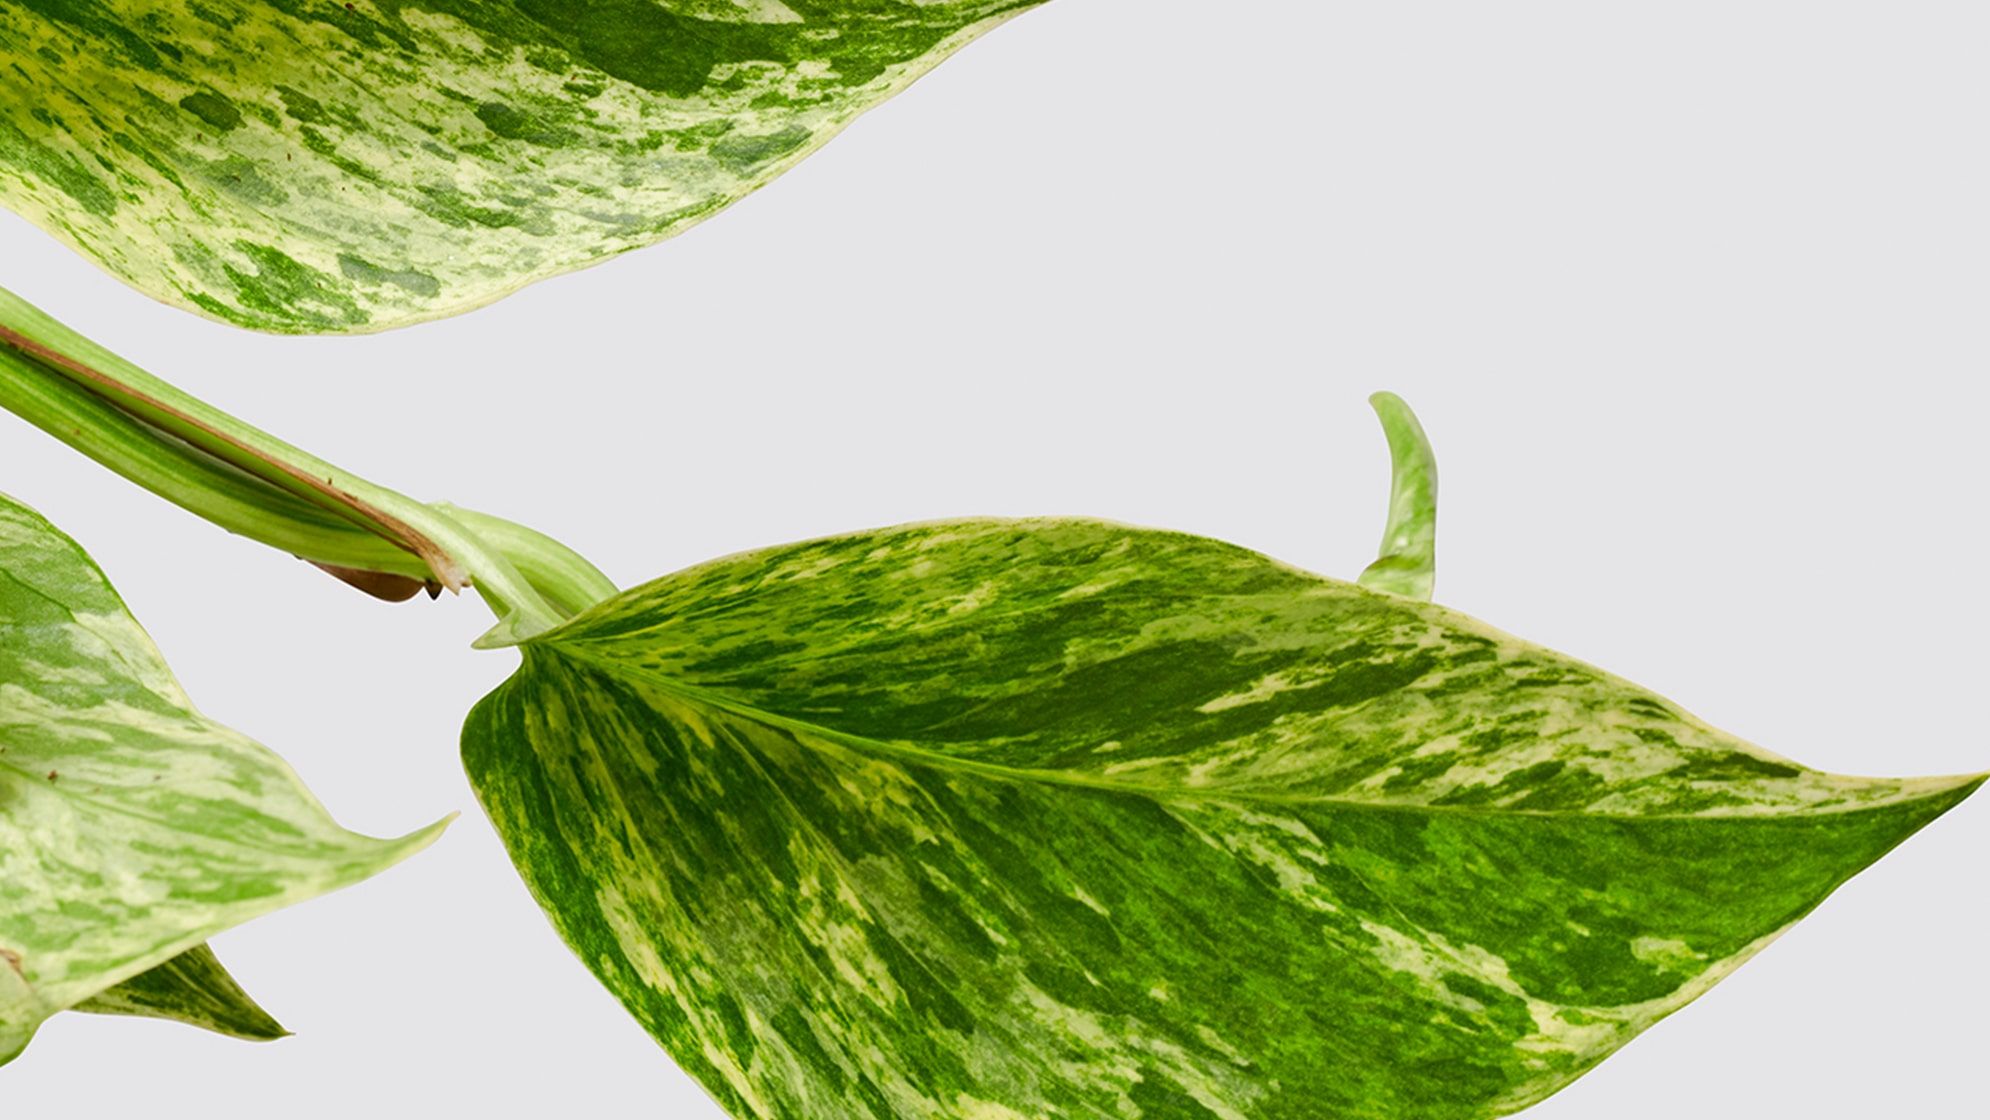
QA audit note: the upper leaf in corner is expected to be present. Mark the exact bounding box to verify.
[0,491,444,1064]
[0,1,1051,334]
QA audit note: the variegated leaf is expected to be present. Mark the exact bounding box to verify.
[464,518,1981,1119]
[0,491,445,1064]
[0,0,1049,334]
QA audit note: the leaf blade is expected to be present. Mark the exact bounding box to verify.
[464,517,1980,1119]
[0,0,1050,334]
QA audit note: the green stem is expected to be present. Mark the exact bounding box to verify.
[0,342,432,581]
[0,286,614,645]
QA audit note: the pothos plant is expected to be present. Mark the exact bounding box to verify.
[0,4,1981,1119]
[0,286,1981,1116]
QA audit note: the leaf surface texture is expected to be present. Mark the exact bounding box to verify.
[464,518,1980,1119]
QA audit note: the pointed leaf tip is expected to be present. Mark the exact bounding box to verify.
[1358,392,1439,600]
[74,944,289,1042]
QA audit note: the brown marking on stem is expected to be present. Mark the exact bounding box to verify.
[310,561,442,602]
[0,325,465,589]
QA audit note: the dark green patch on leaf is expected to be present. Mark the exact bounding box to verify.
[177,90,241,132]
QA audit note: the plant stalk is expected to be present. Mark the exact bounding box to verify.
[0,286,614,645]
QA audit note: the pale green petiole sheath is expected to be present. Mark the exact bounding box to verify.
[1358,389,1439,600]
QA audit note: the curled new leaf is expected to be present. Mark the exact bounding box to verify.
[0,1,1049,334]
[464,522,1979,1116]
[1357,390,1438,601]
[0,492,445,1064]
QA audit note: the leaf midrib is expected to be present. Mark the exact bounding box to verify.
[535,641,1978,823]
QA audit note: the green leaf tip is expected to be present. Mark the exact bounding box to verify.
[1358,390,1439,600]
[74,944,290,1042]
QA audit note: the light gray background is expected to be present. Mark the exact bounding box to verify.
[2,0,1984,1115]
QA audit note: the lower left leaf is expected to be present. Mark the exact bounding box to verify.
[0,491,446,1065]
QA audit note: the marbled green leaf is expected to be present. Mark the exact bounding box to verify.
[0,0,1049,334]
[0,491,445,1065]
[464,518,1981,1119]
[75,943,287,1041]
